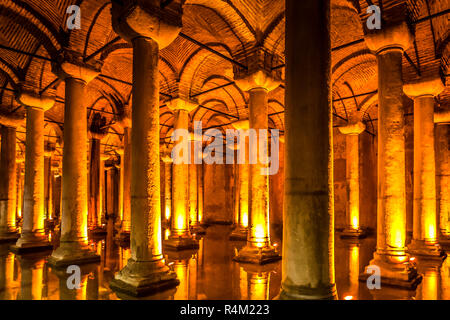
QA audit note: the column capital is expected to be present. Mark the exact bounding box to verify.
[52,50,102,83]
[115,146,124,156]
[0,109,25,128]
[167,97,198,112]
[434,109,450,124]
[403,76,445,98]
[234,70,281,92]
[364,22,413,54]
[338,121,366,135]
[44,141,57,157]
[118,104,132,129]
[16,90,55,111]
[111,0,182,48]
[100,154,111,162]
[230,119,249,130]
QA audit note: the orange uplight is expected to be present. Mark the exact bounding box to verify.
[165,205,171,221]
[344,295,353,300]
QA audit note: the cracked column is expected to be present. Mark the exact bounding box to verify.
[278,0,336,299]
[165,98,199,250]
[109,1,181,296]
[404,77,446,260]
[233,56,281,264]
[49,51,102,267]
[339,120,367,238]
[360,22,421,288]
[12,91,54,253]
[0,123,19,242]
[230,120,249,241]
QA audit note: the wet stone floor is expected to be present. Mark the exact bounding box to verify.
[0,224,449,300]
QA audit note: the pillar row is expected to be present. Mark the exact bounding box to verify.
[118,123,131,240]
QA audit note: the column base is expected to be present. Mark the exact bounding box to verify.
[109,258,179,297]
[340,227,368,239]
[88,226,107,237]
[359,252,422,290]
[11,232,52,254]
[439,234,450,251]
[233,245,281,265]
[229,227,248,241]
[117,230,130,243]
[275,284,337,300]
[407,240,447,261]
[48,241,100,268]
[190,224,206,235]
[0,230,19,243]
[164,235,199,251]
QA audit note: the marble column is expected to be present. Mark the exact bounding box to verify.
[233,73,280,263]
[278,0,336,299]
[165,98,198,250]
[339,120,366,238]
[0,125,19,241]
[119,126,131,241]
[361,22,421,288]
[12,91,54,253]
[230,120,249,241]
[404,77,446,260]
[49,53,101,267]
[436,124,450,242]
[109,1,181,296]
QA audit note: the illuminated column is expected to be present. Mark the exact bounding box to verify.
[230,120,249,241]
[0,126,19,241]
[165,98,198,250]
[44,142,56,224]
[361,23,421,287]
[0,244,15,299]
[161,151,173,224]
[278,0,336,299]
[404,78,446,259]
[100,154,109,227]
[17,256,45,300]
[109,1,181,296]
[88,132,107,233]
[16,158,24,222]
[49,53,101,267]
[339,121,366,238]
[436,124,450,240]
[189,134,205,235]
[197,163,204,225]
[233,68,281,263]
[119,125,131,240]
[12,91,54,253]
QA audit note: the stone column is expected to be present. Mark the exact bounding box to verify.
[49,52,102,267]
[119,126,131,241]
[230,120,249,241]
[161,150,173,225]
[361,22,421,288]
[436,124,450,242]
[278,0,336,299]
[338,120,366,238]
[165,98,198,250]
[44,142,56,225]
[16,157,24,222]
[0,125,19,241]
[233,69,281,263]
[404,77,446,259]
[100,154,109,227]
[198,163,204,225]
[109,1,181,296]
[189,134,205,235]
[12,91,54,253]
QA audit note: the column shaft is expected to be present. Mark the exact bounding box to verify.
[437,125,450,237]
[279,0,336,299]
[121,127,131,234]
[163,160,172,222]
[0,126,18,239]
[189,141,198,228]
[88,138,101,230]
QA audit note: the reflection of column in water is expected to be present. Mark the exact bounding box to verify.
[441,259,450,300]
[58,271,88,300]
[86,268,99,300]
[239,267,248,300]
[0,249,16,299]
[198,238,204,268]
[120,246,131,270]
[247,272,270,300]
[173,260,189,300]
[345,243,360,300]
[18,257,45,300]
[188,255,197,300]
[417,264,439,300]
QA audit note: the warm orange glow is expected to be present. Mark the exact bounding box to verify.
[344,295,353,300]
[242,211,248,228]
[253,224,266,247]
[165,205,171,221]
[426,219,436,242]
[351,214,359,230]
[248,272,270,300]
[165,228,171,240]
[173,260,188,300]
[31,260,44,300]
[421,269,438,300]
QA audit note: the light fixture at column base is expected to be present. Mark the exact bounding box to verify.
[407,240,447,261]
[190,224,206,235]
[275,284,337,300]
[233,245,281,265]
[0,231,19,243]
[48,242,100,268]
[229,227,247,241]
[359,253,423,290]
[109,259,179,297]
[340,227,368,239]
[164,235,199,251]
